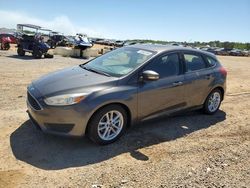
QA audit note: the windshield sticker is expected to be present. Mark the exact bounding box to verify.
[137,50,152,56]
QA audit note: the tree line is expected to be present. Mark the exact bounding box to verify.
[192,41,250,50]
[128,39,250,50]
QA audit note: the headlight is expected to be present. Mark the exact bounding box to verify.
[44,93,88,106]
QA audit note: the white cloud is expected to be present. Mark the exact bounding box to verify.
[0,10,104,37]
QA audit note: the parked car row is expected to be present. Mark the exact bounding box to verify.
[93,39,126,47]
[200,47,250,56]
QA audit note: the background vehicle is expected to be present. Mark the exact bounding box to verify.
[27,45,227,145]
[72,33,93,57]
[47,32,68,48]
[204,47,218,54]
[242,50,250,56]
[214,48,231,56]
[0,33,17,50]
[16,24,53,58]
[114,40,125,47]
[123,41,138,46]
[229,49,244,56]
[73,33,93,48]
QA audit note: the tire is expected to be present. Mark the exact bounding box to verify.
[17,47,25,56]
[87,105,128,145]
[203,89,222,115]
[4,43,10,50]
[44,53,54,58]
[32,48,43,59]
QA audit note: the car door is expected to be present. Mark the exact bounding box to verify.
[137,52,186,119]
[182,51,214,107]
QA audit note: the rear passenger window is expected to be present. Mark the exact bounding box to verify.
[184,53,206,72]
[206,56,217,67]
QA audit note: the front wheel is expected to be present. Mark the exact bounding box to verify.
[4,43,10,50]
[32,48,42,59]
[87,105,127,145]
[203,89,222,114]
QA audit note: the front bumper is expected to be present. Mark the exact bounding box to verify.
[27,95,91,137]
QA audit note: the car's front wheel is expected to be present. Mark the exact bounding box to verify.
[203,89,222,114]
[88,105,127,145]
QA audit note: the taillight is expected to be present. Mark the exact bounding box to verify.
[219,67,227,77]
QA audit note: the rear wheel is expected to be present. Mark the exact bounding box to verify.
[87,105,127,145]
[17,47,25,56]
[203,89,222,114]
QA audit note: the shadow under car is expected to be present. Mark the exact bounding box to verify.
[10,110,226,170]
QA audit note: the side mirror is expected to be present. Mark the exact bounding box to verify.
[141,70,159,81]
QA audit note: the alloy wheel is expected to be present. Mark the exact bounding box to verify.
[208,91,221,112]
[97,110,124,141]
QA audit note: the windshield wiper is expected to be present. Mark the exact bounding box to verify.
[80,65,111,77]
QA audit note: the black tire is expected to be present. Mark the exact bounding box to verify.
[32,48,43,59]
[87,105,128,145]
[17,47,25,56]
[4,43,10,50]
[203,89,222,115]
[44,53,54,58]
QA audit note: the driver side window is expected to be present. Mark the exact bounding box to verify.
[144,53,180,78]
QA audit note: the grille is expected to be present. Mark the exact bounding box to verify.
[27,92,42,110]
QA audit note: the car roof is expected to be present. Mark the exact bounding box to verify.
[130,44,217,58]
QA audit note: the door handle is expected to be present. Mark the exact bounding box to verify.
[172,81,183,86]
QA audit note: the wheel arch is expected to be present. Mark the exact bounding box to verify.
[85,102,132,135]
[203,86,225,105]
[215,86,225,101]
[210,86,224,101]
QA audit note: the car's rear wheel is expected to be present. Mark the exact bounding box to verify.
[17,47,25,56]
[203,89,222,114]
[87,105,127,145]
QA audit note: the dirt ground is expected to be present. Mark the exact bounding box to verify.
[0,50,249,188]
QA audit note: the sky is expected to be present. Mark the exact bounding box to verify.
[0,0,249,42]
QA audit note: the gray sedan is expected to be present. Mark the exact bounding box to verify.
[27,44,227,144]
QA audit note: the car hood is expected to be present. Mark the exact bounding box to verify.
[32,65,118,97]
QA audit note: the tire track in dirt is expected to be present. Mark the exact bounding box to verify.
[226,92,250,96]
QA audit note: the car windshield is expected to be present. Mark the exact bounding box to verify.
[81,47,156,77]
